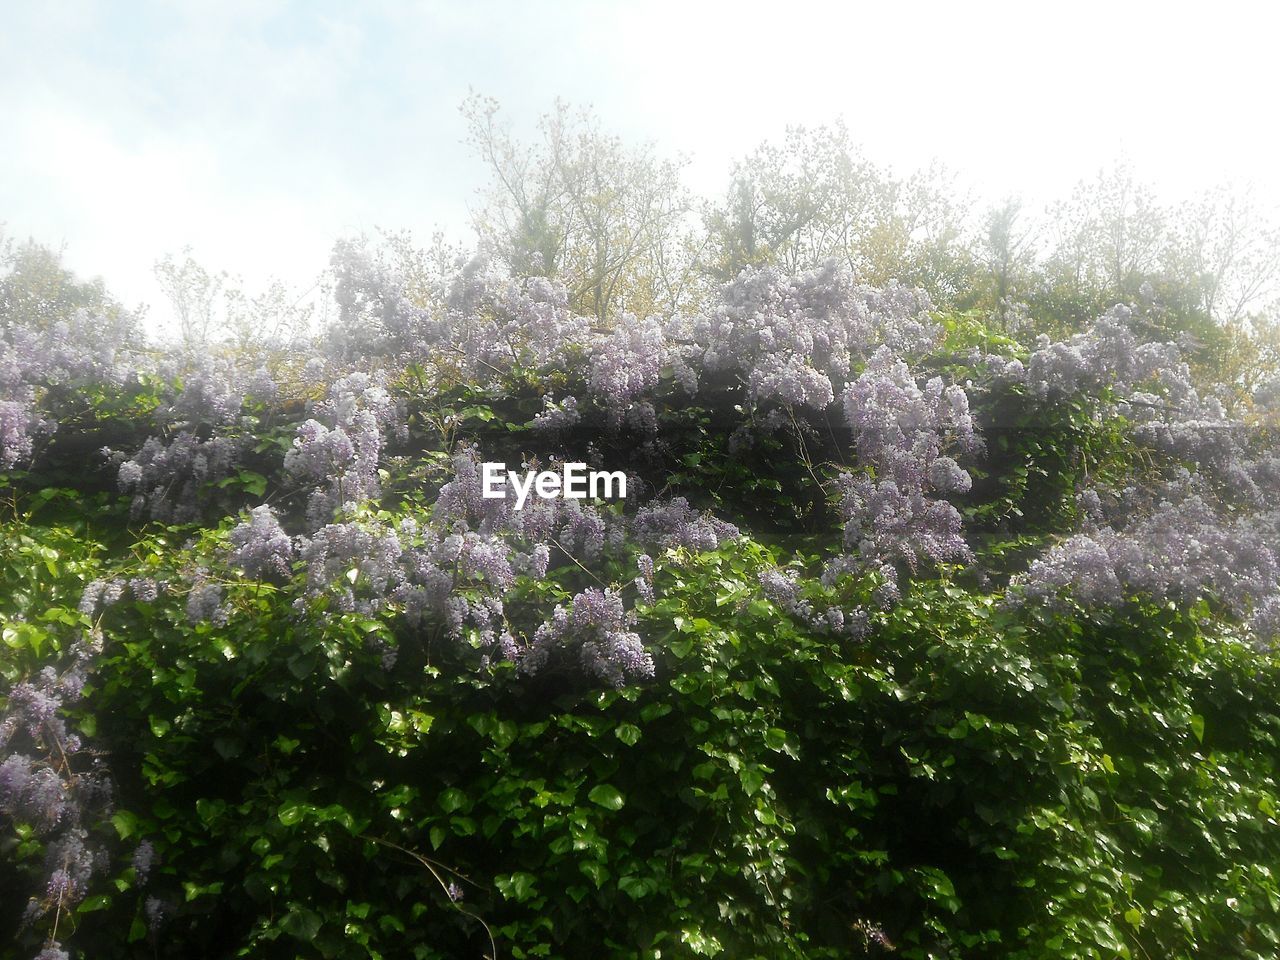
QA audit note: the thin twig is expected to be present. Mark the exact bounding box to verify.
[359,834,497,960]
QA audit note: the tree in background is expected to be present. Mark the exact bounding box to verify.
[154,249,314,351]
[700,123,972,302]
[1026,164,1280,388]
[0,232,131,335]
[964,197,1038,331]
[463,95,696,321]
[1167,183,1280,327]
[1046,162,1167,304]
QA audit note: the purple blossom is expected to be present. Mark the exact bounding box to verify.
[128,577,160,603]
[185,577,227,625]
[298,521,403,616]
[132,839,157,883]
[927,456,972,495]
[634,553,655,604]
[145,895,168,931]
[114,432,242,523]
[228,505,294,581]
[1253,596,1280,649]
[632,498,738,552]
[522,588,654,688]
[1011,487,1280,638]
[529,395,581,433]
[588,317,667,418]
[285,372,404,528]
[0,397,35,467]
[827,473,970,584]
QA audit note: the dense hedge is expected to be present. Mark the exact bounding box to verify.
[2,250,1279,959]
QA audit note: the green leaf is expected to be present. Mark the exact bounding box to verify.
[78,893,112,913]
[588,784,625,810]
[614,722,641,746]
[111,810,141,840]
[495,871,538,902]
[278,803,308,826]
[739,766,765,796]
[281,905,323,941]
[438,787,469,814]
[580,861,610,887]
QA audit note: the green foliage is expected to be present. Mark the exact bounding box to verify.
[3,231,1279,958]
[5,494,1279,958]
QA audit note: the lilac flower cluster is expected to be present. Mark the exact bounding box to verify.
[842,347,981,484]
[327,240,449,360]
[154,354,250,429]
[330,244,591,374]
[529,395,581,434]
[106,358,285,522]
[290,512,515,657]
[1011,488,1280,647]
[102,348,288,522]
[632,497,739,552]
[520,588,654,688]
[227,505,294,581]
[824,473,971,597]
[433,447,629,566]
[79,576,162,617]
[634,553,655,604]
[114,433,243,523]
[284,372,406,528]
[330,253,955,463]
[692,260,939,411]
[188,442,746,689]
[0,397,36,468]
[185,570,229,625]
[0,648,112,949]
[822,344,982,596]
[443,259,590,375]
[588,316,670,426]
[1018,305,1183,399]
[0,307,147,468]
[132,839,157,882]
[297,520,406,617]
[758,567,870,638]
[983,301,1280,646]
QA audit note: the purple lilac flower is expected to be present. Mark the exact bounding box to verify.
[522,588,654,688]
[132,839,156,883]
[228,505,294,581]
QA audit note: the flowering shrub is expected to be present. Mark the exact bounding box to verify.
[1,244,1278,960]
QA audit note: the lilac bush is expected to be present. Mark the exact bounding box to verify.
[0,647,111,952]
[1010,487,1280,647]
[994,305,1280,647]
[691,260,940,412]
[6,242,1273,668]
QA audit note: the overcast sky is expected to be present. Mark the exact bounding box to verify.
[3,0,1278,331]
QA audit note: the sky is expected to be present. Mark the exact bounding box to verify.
[3,0,1278,334]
